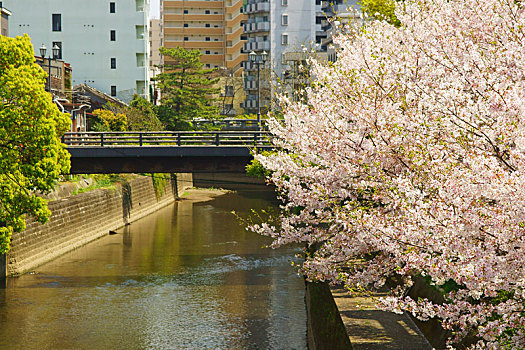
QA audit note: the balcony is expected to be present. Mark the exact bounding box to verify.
[243,2,270,14]
[242,41,270,52]
[164,14,224,21]
[244,80,258,90]
[164,41,224,49]
[164,1,223,8]
[243,21,270,33]
[242,99,258,109]
[164,27,223,35]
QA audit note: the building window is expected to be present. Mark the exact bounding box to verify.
[282,0,288,5]
[184,9,188,14]
[281,14,288,26]
[184,37,189,41]
[52,14,61,32]
[281,34,288,45]
[52,41,62,59]
[205,23,210,27]
[110,58,116,69]
[110,2,115,13]
[205,50,210,54]
[111,85,117,96]
[110,30,116,41]
[205,37,210,41]
[205,10,210,14]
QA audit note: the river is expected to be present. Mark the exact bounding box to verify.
[0,189,307,349]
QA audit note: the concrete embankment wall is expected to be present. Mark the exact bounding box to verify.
[306,281,353,350]
[6,173,193,276]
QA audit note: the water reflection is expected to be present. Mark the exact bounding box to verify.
[0,190,307,349]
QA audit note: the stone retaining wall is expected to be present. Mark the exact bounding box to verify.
[306,281,353,350]
[5,173,193,276]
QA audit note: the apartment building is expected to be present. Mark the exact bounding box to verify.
[162,0,247,115]
[150,19,163,69]
[5,0,150,102]
[241,0,358,112]
[163,0,246,72]
[0,1,11,36]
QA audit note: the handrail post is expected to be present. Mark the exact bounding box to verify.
[177,133,181,146]
[139,133,143,146]
[61,134,65,144]
[101,133,104,147]
[254,131,258,146]
[215,132,220,146]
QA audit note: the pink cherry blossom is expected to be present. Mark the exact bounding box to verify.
[250,0,525,347]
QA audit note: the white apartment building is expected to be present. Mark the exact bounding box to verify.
[242,0,357,112]
[5,0,150,102]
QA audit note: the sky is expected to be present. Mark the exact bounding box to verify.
[150,0,160,19]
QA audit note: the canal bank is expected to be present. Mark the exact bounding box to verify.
[4,173,193,277]
[0,186,307,349]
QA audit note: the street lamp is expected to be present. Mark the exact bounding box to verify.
[39,43,60,93]
[248,50,268,129]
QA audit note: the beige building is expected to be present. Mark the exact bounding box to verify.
[36,56,72,98]
[0,1,11,36]
[163,0,246,74]
[149,19,163,69]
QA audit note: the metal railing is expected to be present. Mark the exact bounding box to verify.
[192,118,267,130]
[62,131,273,147]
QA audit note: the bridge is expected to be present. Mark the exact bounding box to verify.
[63,131,274,174]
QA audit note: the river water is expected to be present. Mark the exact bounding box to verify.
[0,189,307,349]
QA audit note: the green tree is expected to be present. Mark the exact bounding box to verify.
[359,0,401,26]
[105,95,164,131]
[92,109,127,131]
[0,35,71,253]
[155,47,220,130]
[127,95,164,131]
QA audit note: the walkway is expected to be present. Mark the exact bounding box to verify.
[331,286,432,349]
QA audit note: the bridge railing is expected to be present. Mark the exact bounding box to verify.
[191,118,267,130]
[62,131,274,147]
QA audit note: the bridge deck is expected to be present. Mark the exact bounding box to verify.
[63,131,274,174]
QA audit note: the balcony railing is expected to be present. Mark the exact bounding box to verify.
[243,2,270,14]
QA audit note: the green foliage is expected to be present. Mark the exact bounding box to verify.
[71,174,131,195]
[149,173,171,199]
[155,104,194,131]
[156,47,221,130]
[92,109,127,131]
[360,0,402,26]
[246,151,274,178]
[104,96,163,132]
[127,95,164,131]
[0,35,71,253]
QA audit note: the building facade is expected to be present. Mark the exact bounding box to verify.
[0,1,11,36]
[242,0,356,112]
[5,0,150,102]
[162,0,247,115]
[35,56,72,98]
[149,19,163,69]
[162,0,246,73]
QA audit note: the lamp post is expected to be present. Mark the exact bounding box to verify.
[248,50,267,130]
[39,44,60,93]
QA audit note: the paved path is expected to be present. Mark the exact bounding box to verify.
[331,286,433,349]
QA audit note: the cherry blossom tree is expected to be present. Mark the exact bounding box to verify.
[251,0,525,347]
